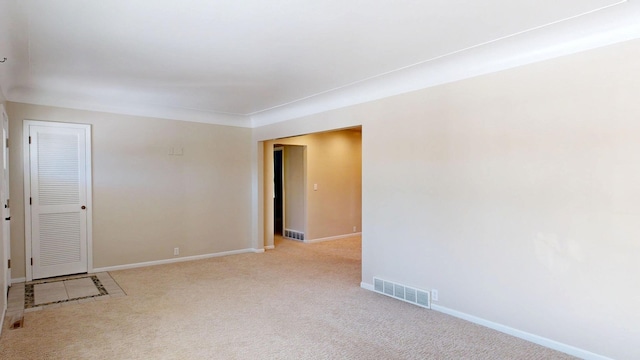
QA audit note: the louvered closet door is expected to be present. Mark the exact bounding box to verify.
[30,125,88,279]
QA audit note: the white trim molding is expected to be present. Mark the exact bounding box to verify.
[430,304,613,360]
[93,248,260,272]
[0,307,5,337]
[23,120,93,281]
[251,1,640,127]
[360,281,612,360]
[7,88,252,128]
[360,282,375,292]
[6,3,638,128]
[304,232,362,244]
[11,277,26,284]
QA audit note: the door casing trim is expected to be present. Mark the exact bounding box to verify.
[23,120,93,281]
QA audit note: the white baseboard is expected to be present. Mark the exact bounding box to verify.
[0,306,5,338]
[93,248,260,272]
[264,245,275,250]
[360,282,374,291]
[360,281,611,360]
[304,232,362,244]
[11,277,26,284]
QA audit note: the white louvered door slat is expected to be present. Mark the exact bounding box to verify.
[39,213,81,266]
[30,125,88,279]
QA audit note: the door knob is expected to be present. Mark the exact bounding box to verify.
[81,205,86,210]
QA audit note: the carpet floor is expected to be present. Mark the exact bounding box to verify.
[0,236,575,359]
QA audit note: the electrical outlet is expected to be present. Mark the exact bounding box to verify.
[174,247,179,256]
[431,289,439,301]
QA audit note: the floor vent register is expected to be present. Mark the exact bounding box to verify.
[373,277,431,309]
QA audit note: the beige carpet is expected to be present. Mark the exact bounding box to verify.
[1,236,575,359]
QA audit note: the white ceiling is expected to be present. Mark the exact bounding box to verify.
[1,0,639,127]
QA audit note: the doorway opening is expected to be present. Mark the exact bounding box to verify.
[273,146,283,235]
[262,127,362,249]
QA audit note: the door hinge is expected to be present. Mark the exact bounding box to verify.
[4,198,8,208]
[29,136,31,144]
[31,258,33,266]
[7,259,9,269]
[5,137,7,148]
[30,197,32,205]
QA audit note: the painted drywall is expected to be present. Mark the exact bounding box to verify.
[254,39,640,359]
[283,145,305,234]
[263,130,362,245]
[7,102,253,278]
[303,130,362,240]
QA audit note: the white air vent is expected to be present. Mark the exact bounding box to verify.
[284,229,305,241]
[372,277,431,309]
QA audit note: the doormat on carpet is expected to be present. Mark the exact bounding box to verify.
[6,272,126,315]
[24,275,109,308]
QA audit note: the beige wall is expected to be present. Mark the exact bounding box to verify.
[304,130,362,239]
[264,130,362,244]
[283,145,305,233]
[8,102,253,278]
[254,39,640,359]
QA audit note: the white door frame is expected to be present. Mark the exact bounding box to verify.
[268,144,307,242]
[1,104,9,291]
[23,120,93,281]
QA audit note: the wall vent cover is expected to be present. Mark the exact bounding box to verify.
[284,229,305,241]
[372,277,431,309]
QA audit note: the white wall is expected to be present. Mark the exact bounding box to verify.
[8,102,253,278]
[254,39,640,360]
